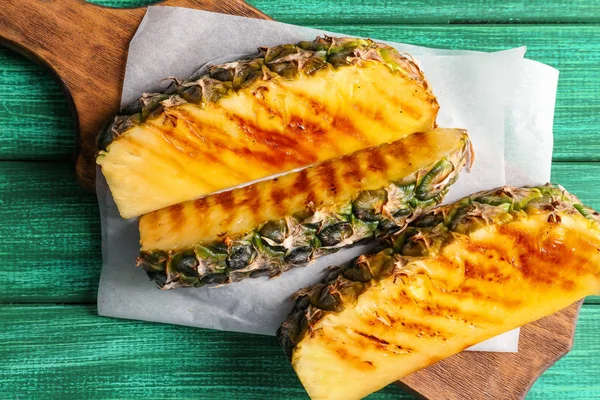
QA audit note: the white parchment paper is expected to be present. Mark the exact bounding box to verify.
[97,7,558,353]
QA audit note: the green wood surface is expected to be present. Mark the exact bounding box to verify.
[0,304,599,399]
[1,0,599,399]
[92,0,600,24]
[247,0,600,24]
[0,162,100,303]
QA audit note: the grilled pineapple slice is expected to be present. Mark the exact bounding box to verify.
[137,128,472,289]
[277,185,600,400]
[97,36,439,218]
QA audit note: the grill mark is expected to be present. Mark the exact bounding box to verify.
[168,203,185,227]
[178,110,207,143]
[372,74,429,120]
[354,330,413,354]
[292,169,314,209]
[387,316,451,341]
[454,280,523,310]
[252,94,283,120]
[483,227,556,285]
[289,66,433,141]
[465,228,565,294]
[440,248,526,309]
[459,254,511,286]
[127,125,215,193]
[307,98,346,154]
[284,88,364,141]
[388,135,413,167]
[562,280,576,291]
[396,97,424,120]
[177,107,311,175]
[269,185,287,214]
[144,118,252,189]
[253,89,346,156]
[349,75,433,131]
[178,120,248,180]
[249,82,348,155]
[320,161,339,201]
[240,181,262,213]
[341,149,365,184]
[408,131,430,154]
[174,120,250,181]
[288,116,326,141]
[536,226,599,277]
[230,114,319,166]
[304,91,362,142]
[493,223,593,287]
[366,144,389,175]
[212,188,236,209]
[458,224,595,308]
[356,331,389,346]
[414,298,492,326]
[231,112,297,150]
[289,115,344,159]
[334,347,376,370]
[217,114,302,168]
[194,197,208,212]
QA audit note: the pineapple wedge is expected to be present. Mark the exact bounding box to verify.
[277,185,600,400]
[137,128,472,289]
[97,36,439,218]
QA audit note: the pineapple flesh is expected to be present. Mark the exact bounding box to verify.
[277,185,600,400]
[96,37,439,218]
[137,128,472,289]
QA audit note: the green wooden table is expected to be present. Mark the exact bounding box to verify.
[1,1,599,398]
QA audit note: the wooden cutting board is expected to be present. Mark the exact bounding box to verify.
[0,1,583,399]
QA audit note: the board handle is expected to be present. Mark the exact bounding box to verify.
[0,0,270,190]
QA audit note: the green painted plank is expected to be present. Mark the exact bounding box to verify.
[0,161,598,304]
[248,0,600,24]
[1,25,599,161]
[551,162,600,210]
[88,0,600,24]
[0,162,101,303]
[0,304,411,399]
[0,304,598,399]
[551,162,600,302]
[0,50,75,161]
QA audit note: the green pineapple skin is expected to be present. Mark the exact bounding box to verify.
[97,36,427,151]
[136,136,473,289]
[276,184,600,358]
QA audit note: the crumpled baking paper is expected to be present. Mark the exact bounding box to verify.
[97,7,559,353]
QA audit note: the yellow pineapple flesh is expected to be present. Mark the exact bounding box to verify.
[136,128,472,288]
[278,185,600,400]
[96,37,438,218]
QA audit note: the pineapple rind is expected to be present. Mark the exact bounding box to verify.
[277,184,600,400]
[136,129,472,289]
